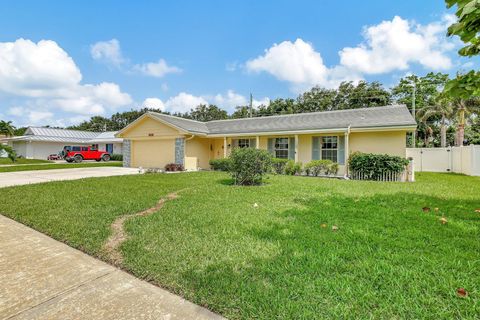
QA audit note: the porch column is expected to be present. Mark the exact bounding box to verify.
[256,136,260,149]
[223,137,227,158]
[294,134,299,162]
[345,132,350,175]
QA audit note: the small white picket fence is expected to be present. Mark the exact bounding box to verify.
[350,169,406,182]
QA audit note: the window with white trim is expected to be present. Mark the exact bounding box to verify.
[274,137,289,159]
[237,138,250,148]
[321,136,338,162]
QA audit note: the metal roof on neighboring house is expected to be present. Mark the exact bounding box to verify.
[25,127,99,139]
[145,105,416,136]
[2,127,122,144]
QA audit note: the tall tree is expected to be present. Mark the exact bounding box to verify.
[231,105,256,119]
[444,0,480,98]
[392,73,450,146]
[183,104,228,121]
[449,97,480,146]
[0,120,15,137]
[416,97,453,147]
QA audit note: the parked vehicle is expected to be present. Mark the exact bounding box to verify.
[62,146,111,163]
[47,154,62,160]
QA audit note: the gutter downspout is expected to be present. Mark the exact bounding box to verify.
[345,125,351,179]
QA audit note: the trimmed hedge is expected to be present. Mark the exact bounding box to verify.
[110,154,123,161]
[209,158,232,171]
[271,158,289,174]
[304,160,338,176]
[229,148,272,185]
[348,152,409,180]
[284,160,302,175]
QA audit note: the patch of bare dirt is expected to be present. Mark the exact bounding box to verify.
[103,190,185,265]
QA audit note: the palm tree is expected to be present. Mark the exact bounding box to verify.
[450,97,480,146]
[0,120,15,137]
[417,99,453,147]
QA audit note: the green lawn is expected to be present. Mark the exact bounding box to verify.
[0,172,478,319]
[0,158,52,165]
[0,161,122,172]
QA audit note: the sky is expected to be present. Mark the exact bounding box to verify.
[0,0,476,127]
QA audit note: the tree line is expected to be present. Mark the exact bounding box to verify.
[1,74,479,148]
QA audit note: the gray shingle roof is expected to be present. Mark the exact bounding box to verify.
[148,112,209,134]
[148,105,415,135]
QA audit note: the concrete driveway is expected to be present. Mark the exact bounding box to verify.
[0,215,223,320]
[0,167,140,188]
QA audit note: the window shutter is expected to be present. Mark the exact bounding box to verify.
[289,137,295,160]
[232,139,238,148]
[267,138,274,155]
[250,138,256,149]
[338,135,345,165]
[312,137,320,160]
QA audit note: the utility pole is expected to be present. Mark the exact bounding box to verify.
[411,81,416,148]
[249,93,253,118]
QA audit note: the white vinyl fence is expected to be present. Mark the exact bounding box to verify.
[406,145,480,176]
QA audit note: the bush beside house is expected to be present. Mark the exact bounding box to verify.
[229,148,272,185]
[348,152,409,180]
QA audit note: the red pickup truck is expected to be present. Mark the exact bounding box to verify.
[63,146,111,163]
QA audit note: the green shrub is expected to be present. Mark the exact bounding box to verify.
[284,160,302,175]
[348,152,409,180]
[327,162,339,175]
[209,158,232,171]
[271,158,289,174]
[110,154,123,161]
[229,148,272,185]
[304,160,333,176]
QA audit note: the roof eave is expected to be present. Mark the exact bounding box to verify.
[206,124,417,137]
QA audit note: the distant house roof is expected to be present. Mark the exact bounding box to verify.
[134,105,416,137]
[2,127,122,144]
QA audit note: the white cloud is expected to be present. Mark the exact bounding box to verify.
[0,38,132,118]
[164,92,208,113]
[142,97,165,111]
[133,59,182,78]
[212,90,248,108]
[245,16,456,91]
[160,90,270,113]
[339,15,454,74]
[90,39,125,66]
[246,39,332,87]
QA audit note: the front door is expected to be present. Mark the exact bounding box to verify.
[106,144,113,153]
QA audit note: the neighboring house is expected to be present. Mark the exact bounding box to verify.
[0,127,123,160]
[116,105,416,175]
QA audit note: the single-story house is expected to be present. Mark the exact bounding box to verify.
[116,105,416,175]
[1,127,123,160]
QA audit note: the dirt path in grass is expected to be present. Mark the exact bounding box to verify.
[103,189,186,265]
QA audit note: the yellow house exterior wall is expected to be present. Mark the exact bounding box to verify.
[185,137,211,170]
[349,131,407,157]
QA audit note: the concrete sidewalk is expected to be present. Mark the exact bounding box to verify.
[0,215,224,320]
[0,167,140,188]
